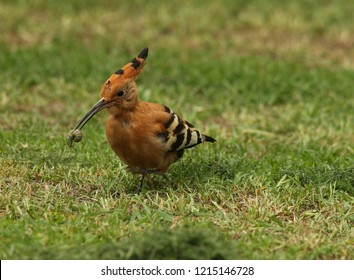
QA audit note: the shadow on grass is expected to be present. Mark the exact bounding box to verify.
[15,226,248,260]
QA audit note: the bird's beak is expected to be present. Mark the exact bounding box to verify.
[73,98,110,130]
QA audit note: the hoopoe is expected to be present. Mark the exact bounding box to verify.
[68,47,216,192]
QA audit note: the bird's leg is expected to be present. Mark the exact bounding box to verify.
[137,173,146,194]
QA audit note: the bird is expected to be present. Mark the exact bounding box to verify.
[68,47,216,192]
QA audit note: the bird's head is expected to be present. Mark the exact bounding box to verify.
[100,47,148,109]
[72,47,148,131]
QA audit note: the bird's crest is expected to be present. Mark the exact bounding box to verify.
[101,48,148,95]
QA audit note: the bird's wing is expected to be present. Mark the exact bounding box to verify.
[155,105,208,152]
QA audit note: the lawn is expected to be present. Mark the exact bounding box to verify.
[0,0,353,259]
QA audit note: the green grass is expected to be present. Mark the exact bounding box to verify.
[0,0,353,259]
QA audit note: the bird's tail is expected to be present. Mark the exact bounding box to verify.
[203,134,216,143]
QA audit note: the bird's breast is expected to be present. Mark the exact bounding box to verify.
[121,119,131,128]
[105,115,172,171]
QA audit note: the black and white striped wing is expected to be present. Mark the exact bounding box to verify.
[162,107,212,152]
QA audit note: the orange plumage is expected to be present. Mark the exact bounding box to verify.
[69,48,216,192]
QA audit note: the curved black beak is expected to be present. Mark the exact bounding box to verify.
[74,98,108,130]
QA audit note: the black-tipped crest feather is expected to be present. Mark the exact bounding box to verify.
[138,47,149,59]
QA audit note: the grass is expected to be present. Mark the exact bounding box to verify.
[0,0,353,259]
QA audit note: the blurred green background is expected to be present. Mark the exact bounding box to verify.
[0,0,353,259]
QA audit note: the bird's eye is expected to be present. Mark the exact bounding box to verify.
[117,90,124,97]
